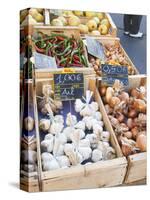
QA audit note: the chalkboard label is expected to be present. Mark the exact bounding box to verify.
[102,64,129,86]
[34,52,57,69]
[85,36,105,60]
[53,73,84,101]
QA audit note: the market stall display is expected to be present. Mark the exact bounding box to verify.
[98,75,147,183]
[20,8,147,192]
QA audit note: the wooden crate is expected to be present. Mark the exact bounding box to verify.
[86,36,139,75]
[97,75,147,184]
[31,77,127,192]
[79,13,117,37]
[20,8,49,27]
[31,26,93,73]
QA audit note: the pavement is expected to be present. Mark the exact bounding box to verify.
[110,13,146,74]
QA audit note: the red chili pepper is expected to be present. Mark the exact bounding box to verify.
[69,63,83,67]
[73,54,80,62]
[34,45,45,53]
[56,36,65,41]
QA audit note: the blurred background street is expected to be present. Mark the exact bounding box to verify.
[110,14,146,74]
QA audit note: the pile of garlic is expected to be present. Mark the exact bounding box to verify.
[40,90,116,171]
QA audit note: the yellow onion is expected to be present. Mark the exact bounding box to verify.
[131,127,139,140]
[128,109,138,118]
[136,134,147,152]
[99,85,107,97]
[119,91,129,103]
[106,87,114,103]
[133,99,146,113]
[130,88,139,98]
[116,112,124,123]
[123,131,132,139]
[127,118,135,129]
[109,97,120,108]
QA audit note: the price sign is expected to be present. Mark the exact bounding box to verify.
[33,52,57,69]
[85,36,105,60]
[53,73,84,101]
[102,64,129,86]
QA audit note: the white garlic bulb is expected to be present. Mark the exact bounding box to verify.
[78,147,92,161]
[57,133,67,145]
[56,155,70,168]
[103,141,110,148]
[66,113,77,126]
[83,116,93,130]
[92,149,103,162]
[93,111,102,121]
[86,134,99,149]
[79,138,90,147]
[93,123,103,138]
[97,141,105,152]
[50,121,64,135]
[63,127,75,142]
[54,115,64,124]
[80,105,93,117]
[39,119,51,132]
[42,159,60,171]
[53,136,64,157]
[41,152,54,162]
[74,121,85,131]
[104,146,116,160]
[64,143,75,154]
[100,131,110,142]
[41,138,54,153]
[75,99,85,112]
[90,102,99,112]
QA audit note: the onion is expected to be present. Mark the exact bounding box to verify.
[99,85,107,97]
[116,112,124,123]
[104,104,113,115]
[106,87,114,103]
[127,118,135,129]
[123,131,132,139]
[130,88,139,98]
[109,97,120,108]
[131,127,139,140]
[136,134,147,152]
[119,91,129,103]
[128,109,138,118]
[133,99,146,113]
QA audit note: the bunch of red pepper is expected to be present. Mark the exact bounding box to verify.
[33,32,88,68]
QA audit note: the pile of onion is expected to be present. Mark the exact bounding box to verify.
[99,81,147,156]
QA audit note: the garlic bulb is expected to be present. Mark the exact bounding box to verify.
[78,147,92,161]
[100,131,110,142]
[44,133,53,140]
[93,111,102,121]
[90,102,99,112]
[75,99,85,112]
[41,152,54,162]
[79,138,90,147]
[42,159,60,171]
[86,134,99,149]
[66,113,77,126]
[39,119,51,132]
[53,135,64,157]
[92,149,103,162]
[41,138,54,153]
[97,141,105,151]
[74,121,85,131]
[104,146,116,160]
[64,143,75,153]
[21,150,37,164]
[56,155,70,168]
[64,144,83,165]
[63,127,75,142]
[54,115,64,124]
[80,105,93,117]
[83,116,94,130]
[93,123,103,138]
[50,121,64,135]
